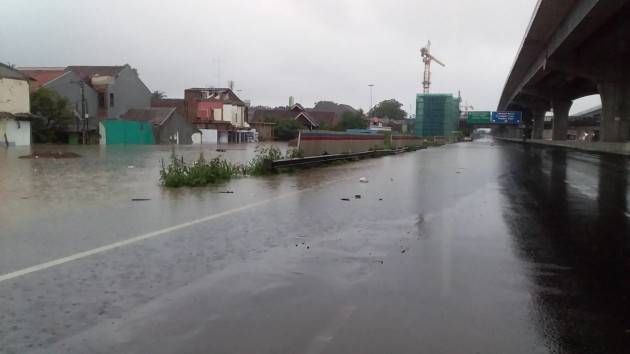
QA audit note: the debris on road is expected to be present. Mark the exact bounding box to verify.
[131,198,151,201]
[359,177,369,183]
[355,195,361,199]
[341,198,350,201]
[219,191,234,194]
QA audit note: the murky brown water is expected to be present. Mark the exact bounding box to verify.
[1,141,629,353]
[0,143,280,223]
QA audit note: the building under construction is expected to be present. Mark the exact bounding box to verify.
[414,41,460,137]
[414,93,460,137]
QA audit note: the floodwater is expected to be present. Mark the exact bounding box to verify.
[0,140,629,353]
[0,142,309,273]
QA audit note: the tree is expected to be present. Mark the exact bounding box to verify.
[367,99,407,120]
[151,90,166,100]
[337,111,368,130]
[263,117,303,141]
[30,87,74,126]
[30,87,75,143]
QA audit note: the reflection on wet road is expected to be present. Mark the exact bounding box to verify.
[0,141,628,353]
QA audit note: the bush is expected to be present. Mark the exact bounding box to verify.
[161,146,305,187]
[160,152,248,187]
[248,146,304,176]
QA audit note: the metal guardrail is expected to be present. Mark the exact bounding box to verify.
[263,146,426,172]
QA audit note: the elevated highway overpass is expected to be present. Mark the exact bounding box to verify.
[498,0,630,142]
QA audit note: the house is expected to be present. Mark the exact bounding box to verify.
[154,88,251,143]
[312,101,359,121]
[19,67,99,118]
[0,62,34,146]
[20,64,152,144]
[247,121,275,141]
[151,98,187,119]
[67,65,151,118]
[185,88,250,142]
[308,111,340,128]
[250,103,341,130]
[118,107,199,144]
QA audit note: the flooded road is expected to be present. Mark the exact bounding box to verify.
[0,141,628,353]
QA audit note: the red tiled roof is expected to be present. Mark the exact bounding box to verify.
[120,107,175,125]
[308,111,339,126]
[250,108,335,128]
[251,109,297,122]
[19,69,69,89]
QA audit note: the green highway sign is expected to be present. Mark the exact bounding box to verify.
[467,111,491,124]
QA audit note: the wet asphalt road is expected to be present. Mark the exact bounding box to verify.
[0,141,629,353]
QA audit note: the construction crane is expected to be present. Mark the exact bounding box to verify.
[457,90,473,119]
[460,102,474,120]
[420,41,445,93]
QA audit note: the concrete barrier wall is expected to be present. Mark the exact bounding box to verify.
[298,131,424,157]
[298,131,384,156]
[391,136,424,149]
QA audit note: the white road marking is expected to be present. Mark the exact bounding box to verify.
[305,305,356,354]
[0,191,303,283]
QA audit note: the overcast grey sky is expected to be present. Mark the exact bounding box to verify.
[1,0,599,114]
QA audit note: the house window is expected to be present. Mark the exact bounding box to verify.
[98,93,105,108]
[109,93,115,107]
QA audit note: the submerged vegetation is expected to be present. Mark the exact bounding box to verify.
[160,146,304,187]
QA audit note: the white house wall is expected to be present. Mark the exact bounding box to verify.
[99,122,107,145]
[223,104,236,125]
[2,118,31,146]
[221,104,247,128]
[0,78,30,114]
[198,128,217,143]
[213,109,222,121]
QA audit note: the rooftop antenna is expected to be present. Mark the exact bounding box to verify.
[213,59,225,87]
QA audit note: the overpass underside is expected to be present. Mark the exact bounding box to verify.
[499,0,630,142]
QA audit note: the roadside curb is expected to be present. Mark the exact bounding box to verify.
[494,137,630,157]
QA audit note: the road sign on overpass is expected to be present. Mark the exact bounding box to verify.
[467,111,491,124]
[491,111,522,124]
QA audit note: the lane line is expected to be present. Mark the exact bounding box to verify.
[0,190,302,283]
[305,305,356,354]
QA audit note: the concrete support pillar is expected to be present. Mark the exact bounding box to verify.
[598,81,630,142]
[552,100,572,141]
[532,109,546,140]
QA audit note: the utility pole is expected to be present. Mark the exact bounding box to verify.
[368,84,374,116]
[80,80,87,144]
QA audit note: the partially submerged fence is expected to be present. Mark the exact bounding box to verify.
[264,146,426,172]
